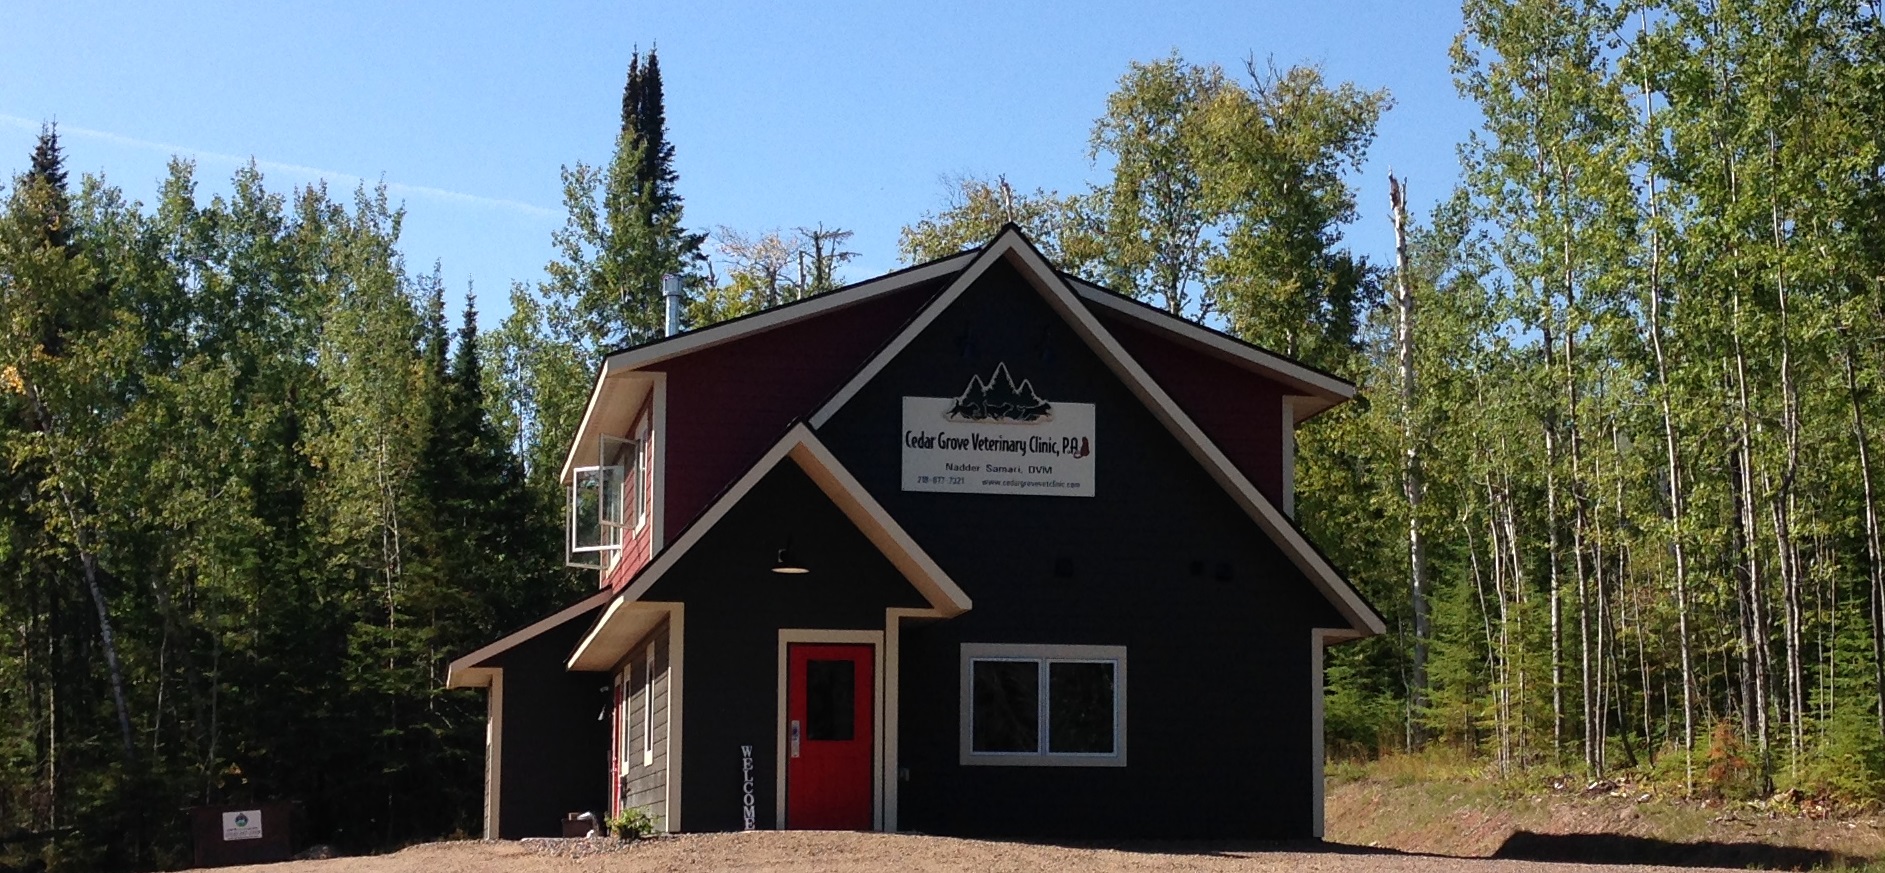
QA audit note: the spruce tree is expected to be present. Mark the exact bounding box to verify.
[27,123,72,253]
[545,46,706,354]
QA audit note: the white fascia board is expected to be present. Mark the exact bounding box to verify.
[558,368,614,486]
[786,436,972,614]
[810,237,1045,428]
[600,252,976,377]
[813,227,1383,637]
[1065,276,1356,418]
[446,590,613,687]
[565,424,971,670]
[559,373,657,487]
[557,251,975,487]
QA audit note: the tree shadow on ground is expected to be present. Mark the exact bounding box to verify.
[963,838,1433,860]
[1491,830,1866,870]
[979,834,1871,870]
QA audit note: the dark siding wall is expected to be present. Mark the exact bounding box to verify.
[490,611,612,838]
[820,260,1343,839]
[651,281,944,549]
[619,624,671,827]
[642,463,928,832]
[1099,311,1287,506]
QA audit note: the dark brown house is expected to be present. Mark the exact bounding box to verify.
[447,226,1384,840]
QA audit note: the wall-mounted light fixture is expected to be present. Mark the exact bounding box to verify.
[772,537,810,575]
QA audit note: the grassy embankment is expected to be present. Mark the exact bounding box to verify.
[1324,748,1885,870]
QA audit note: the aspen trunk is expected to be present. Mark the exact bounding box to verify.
[1556,157,1595,775]
[1390,174,1429,743]
[23,382,137,767]
[1844,345,1885,739]
[1768,177,1807,765]
[1730,303,1775,790]
[1636,31,1695,789]
[1545,408,1566,760]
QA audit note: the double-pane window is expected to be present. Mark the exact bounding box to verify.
[960,644,1126,766]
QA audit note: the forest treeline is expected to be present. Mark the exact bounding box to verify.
[4,2,1885,869]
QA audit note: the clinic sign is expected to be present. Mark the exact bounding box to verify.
[902,363,1095,497]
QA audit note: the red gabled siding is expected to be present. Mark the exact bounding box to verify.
[621,281,944,591]
[604,411,660,589]
[609,524,654,589]
[1099,312,1288,505]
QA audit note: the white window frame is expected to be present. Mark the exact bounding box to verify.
[630,416,652,534]
[958,643,1127,767]
[642,642,655,765]
[616,670,631,778]
[568,461,624,569]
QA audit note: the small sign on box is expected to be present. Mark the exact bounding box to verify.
[192,801,292,866]
[221,809,264,841]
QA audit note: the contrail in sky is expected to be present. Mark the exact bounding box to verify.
[0,114,559,219]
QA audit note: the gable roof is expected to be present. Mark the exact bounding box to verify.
[557,237,1358,483]
[567,422,972,670]
[559,252,976,484]
[810,226,1385,638]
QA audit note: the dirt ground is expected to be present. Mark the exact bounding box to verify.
[205,770,1885,872]
[211,831,1865,873]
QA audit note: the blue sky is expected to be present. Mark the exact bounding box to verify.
[1,1,1476,327]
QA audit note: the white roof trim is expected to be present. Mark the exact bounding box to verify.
[556,251,976,485]
[604,251,976,376]
[811,227,1384,637]
[565,423,972,670]
[445,590,613,688]
[1064,276,1355,421]
[557,367,617,485]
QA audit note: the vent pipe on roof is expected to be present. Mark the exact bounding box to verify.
[662,274,684,338]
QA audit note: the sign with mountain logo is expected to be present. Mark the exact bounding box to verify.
[221,809,263,841]
[902,363,1095,497]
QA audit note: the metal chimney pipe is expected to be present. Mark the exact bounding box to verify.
[662,275,683,337]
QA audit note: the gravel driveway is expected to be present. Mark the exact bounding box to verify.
[224,832,1781,872]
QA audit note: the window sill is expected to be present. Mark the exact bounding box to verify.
[961,752,1127,768]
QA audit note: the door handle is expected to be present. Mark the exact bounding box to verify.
[789,719,801,758]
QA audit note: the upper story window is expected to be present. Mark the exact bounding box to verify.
[568,414,655,570]
[630,416,652,532]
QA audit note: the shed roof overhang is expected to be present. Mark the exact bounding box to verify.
[445,590,614,688]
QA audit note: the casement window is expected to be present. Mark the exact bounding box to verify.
[959,643,1126,766]
[568,457,623,569]
[567,419,653,569]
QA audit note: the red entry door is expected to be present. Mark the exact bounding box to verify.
[785,643,874,829]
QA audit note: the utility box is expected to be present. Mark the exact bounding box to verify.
[561,812,596,837]
[190,802,294,867]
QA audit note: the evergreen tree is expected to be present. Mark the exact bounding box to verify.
[27,123,73,253]
[545,46,706,354]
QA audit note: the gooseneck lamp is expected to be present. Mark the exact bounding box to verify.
[772,537,809,575]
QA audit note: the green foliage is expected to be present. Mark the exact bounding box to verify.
[897,175,1096,269]
[543,47,706,355]
[0,139,574,866]
[608,806,658,839]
